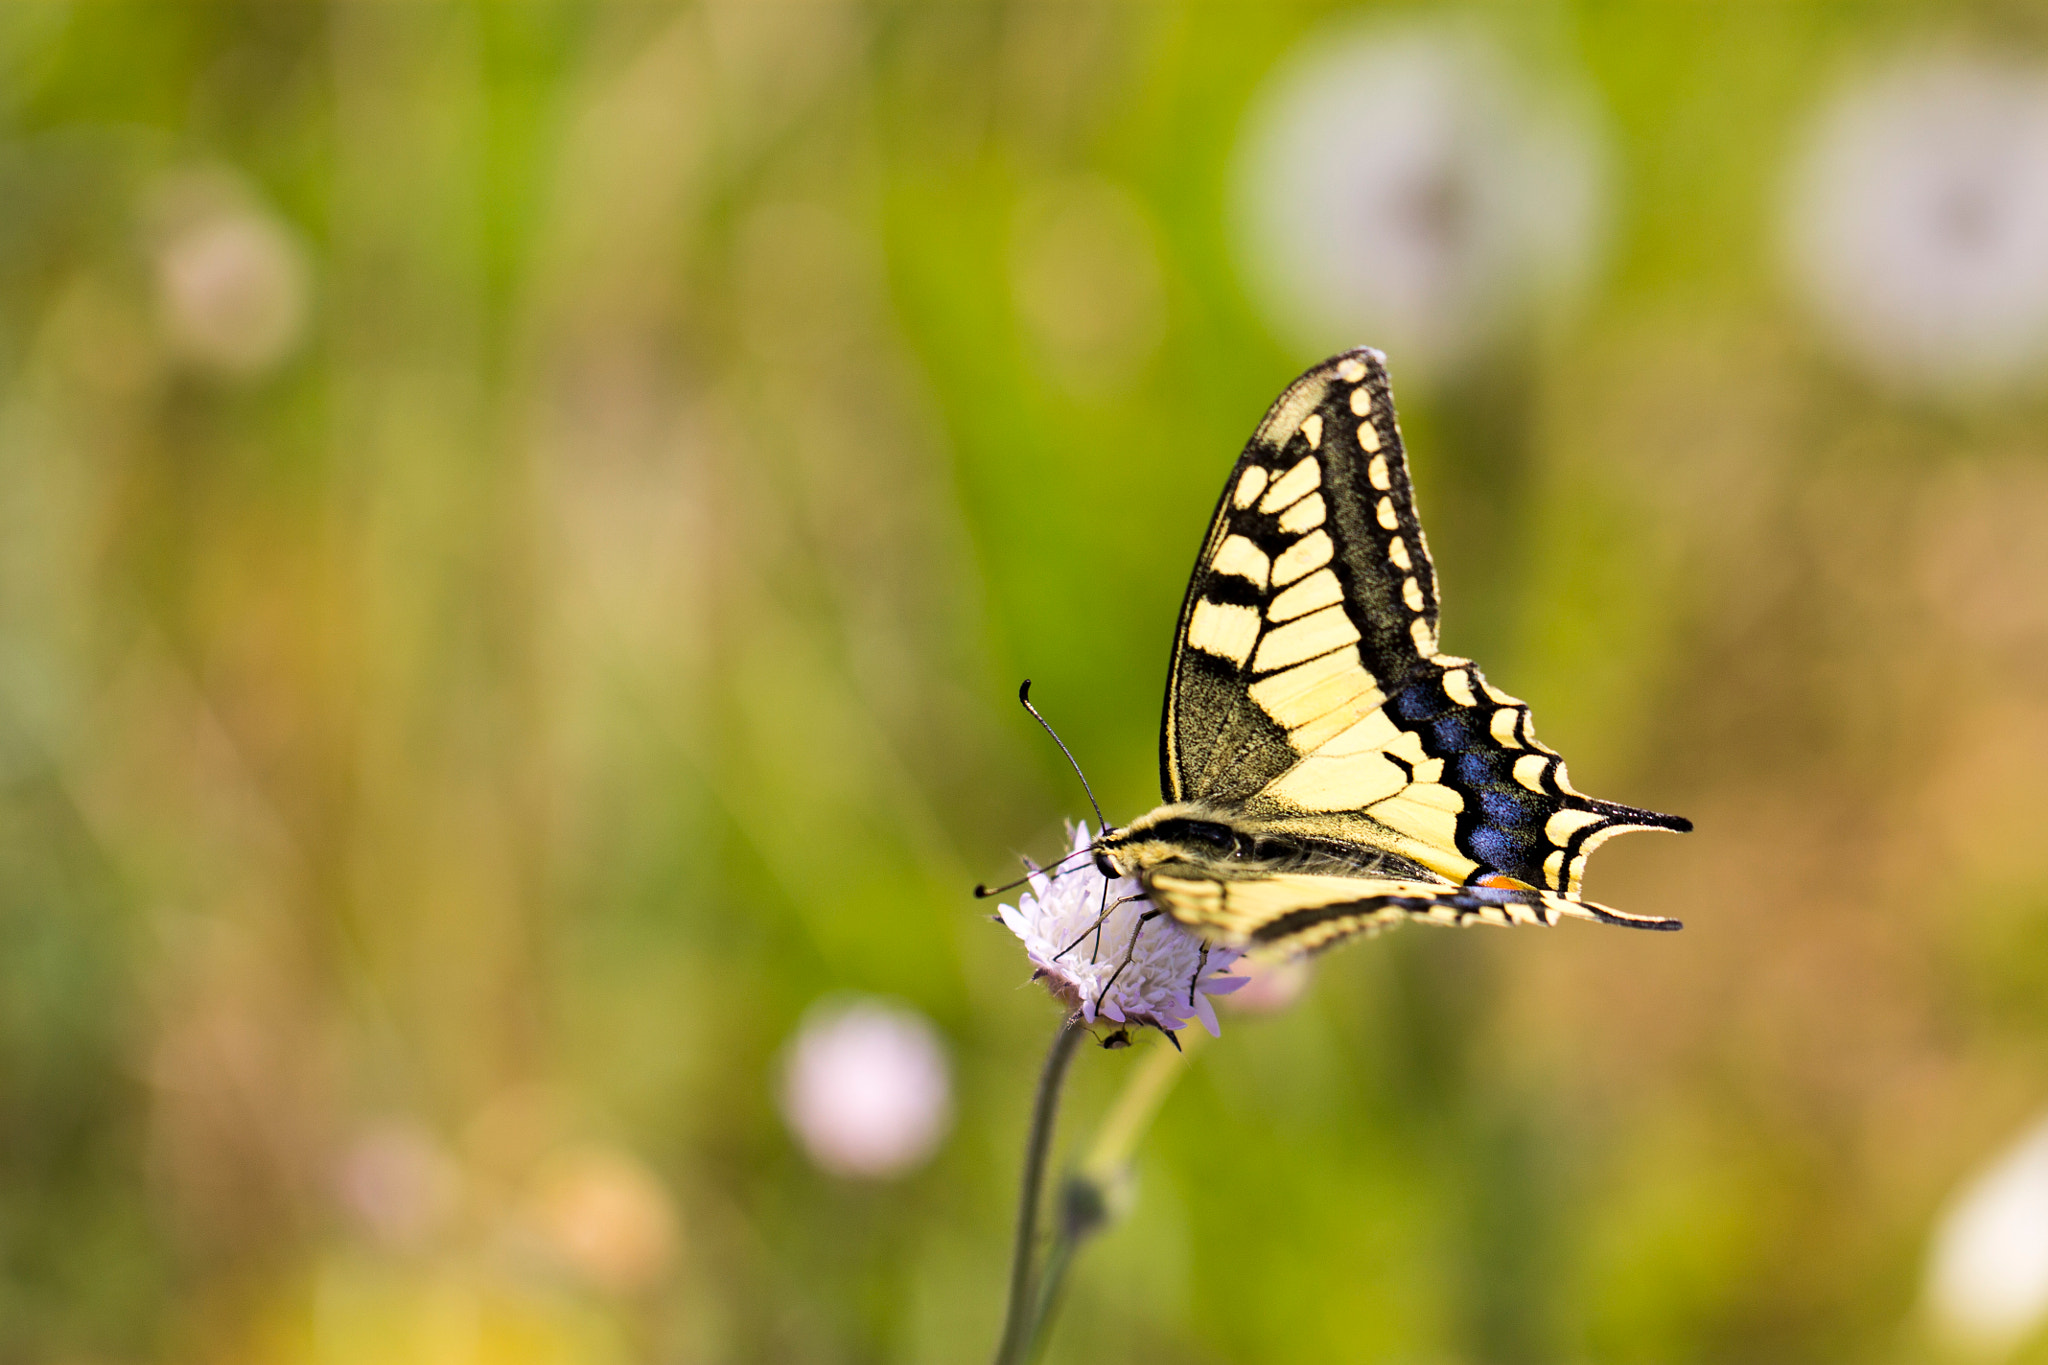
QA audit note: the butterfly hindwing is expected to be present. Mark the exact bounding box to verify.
[1150,347,1688,921]
[1143,865,1676,955]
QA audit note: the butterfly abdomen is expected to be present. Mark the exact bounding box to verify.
[1104,803,1437,882]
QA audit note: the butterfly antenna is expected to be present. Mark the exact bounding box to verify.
[1018,679,1110,835]
[972,847,1093,900]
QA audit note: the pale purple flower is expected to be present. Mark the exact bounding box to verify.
[1784,55,2048,397]
[779,997,952,1180]
[997,824,1247,1038]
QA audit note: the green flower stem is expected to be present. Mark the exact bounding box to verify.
[1021,1030,1206,1362]
[994,1011,1088,1365]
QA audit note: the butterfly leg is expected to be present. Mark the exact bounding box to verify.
[1090,874,1110,962]
[1095,908,1160,1013]
[1052,893,1143,963]
[1187,941,1209,1007]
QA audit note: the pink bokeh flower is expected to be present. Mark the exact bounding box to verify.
[779,998,952,1180]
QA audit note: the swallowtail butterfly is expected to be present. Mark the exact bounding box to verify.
[1089,347,1690,957]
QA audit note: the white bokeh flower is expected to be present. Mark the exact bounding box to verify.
[1784,55,2048,398]
[1231,18,1609,378]
[1926,1109,2048,1354]
[779,997,952,1180]
[998,824,1246,1039]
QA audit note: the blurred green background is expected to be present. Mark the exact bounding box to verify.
[5,2,2048,1362]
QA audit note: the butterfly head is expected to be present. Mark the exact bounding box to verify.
[1087,821,1135,879]
[1092,803,1242,880]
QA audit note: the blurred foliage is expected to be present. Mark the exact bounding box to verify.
[2,2,2048,1362]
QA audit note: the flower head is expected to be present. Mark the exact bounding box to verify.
[997,824,1247,1038]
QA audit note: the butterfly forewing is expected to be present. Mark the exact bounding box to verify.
[1162,350,1437,807]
